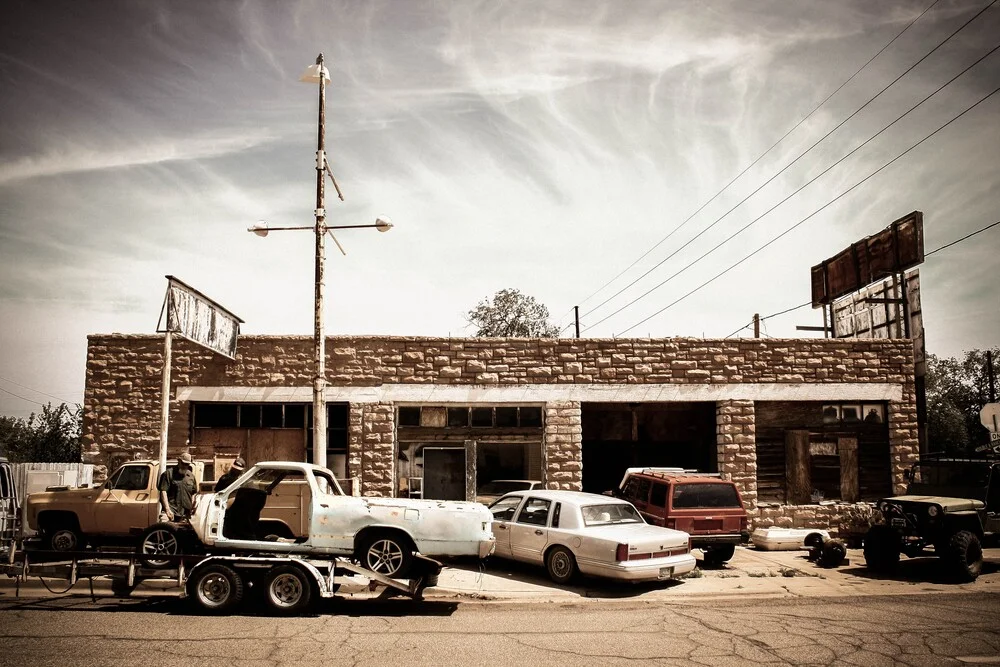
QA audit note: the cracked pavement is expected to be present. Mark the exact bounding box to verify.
[1,592,998,666]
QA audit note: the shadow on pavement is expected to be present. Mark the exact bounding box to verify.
[840,556,998,585]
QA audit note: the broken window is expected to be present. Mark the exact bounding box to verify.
[471,407,493,427]
[193,403,238,428]
[519,407,543,427]
[495,407,518,427]
[448,407,469,427]
[398,407,421,426]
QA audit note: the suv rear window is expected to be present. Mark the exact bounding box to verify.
[672,483,741,509]
[622,476,651,502]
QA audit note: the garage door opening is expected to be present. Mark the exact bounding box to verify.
[581,402,717,494]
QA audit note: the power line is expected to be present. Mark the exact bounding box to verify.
[0,385,46,408]
[585,40,1000,333]
[925,219,1000,256]
[0,375,80,404]
[614,82,1000,336]
[568,0,942,315]
[581,0,997,324]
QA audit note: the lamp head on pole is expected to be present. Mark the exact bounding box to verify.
[247,222,269,237]
[375,216,393,233]
[299,53,331,84]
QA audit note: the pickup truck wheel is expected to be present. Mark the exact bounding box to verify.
[947,530,983,582]
[546,546,577,585]
[358,533,414,578]
[864,525,900,573]
[138,523,182,569]
[703,544,736,567]
[188,564,243,614]
[263,565,314,615]
[46,527,82,552]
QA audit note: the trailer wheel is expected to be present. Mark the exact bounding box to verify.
[188,564,244,614]
[262,565,314,615]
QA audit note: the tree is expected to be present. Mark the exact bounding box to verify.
[925,348,998,454]
[466,289,560,337]
[0,403,82,463]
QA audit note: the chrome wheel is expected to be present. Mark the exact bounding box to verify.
[141,528,178,567]
[268,573,304,608]
[197,573,232,608]
[550,551,573,579]
[365,538,405,575]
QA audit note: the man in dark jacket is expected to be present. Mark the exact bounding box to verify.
[214,457,246,492]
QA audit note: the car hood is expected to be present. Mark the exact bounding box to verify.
[885,495,985,511]
[580,522,690,549]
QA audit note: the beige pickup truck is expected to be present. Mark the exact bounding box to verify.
[23,460,307,551]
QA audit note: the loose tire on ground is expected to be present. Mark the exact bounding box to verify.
[702,544,736,567]
[187,564,244,614]
[262,565,314,615]
[138,523,183,568]
[818,539,847,568]
[864,525,901,573]
[545,546,577,585]
[947,530,983,582]
[358,532,415,578]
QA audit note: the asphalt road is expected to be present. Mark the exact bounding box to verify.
[1,592,999,666]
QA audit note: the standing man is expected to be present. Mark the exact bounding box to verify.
[158,452,198,522]
[214,457,246,492]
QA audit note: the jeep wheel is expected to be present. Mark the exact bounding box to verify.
[46,527,83,552]
[863,525,900,573]
[947,530,983,582]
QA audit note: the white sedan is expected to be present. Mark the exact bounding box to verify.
[488,490,696,584]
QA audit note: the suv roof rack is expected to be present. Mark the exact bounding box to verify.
[624,467,722,477]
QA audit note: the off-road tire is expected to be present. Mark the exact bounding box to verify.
[262,565,314,615]
[947,530,983,583]
[818,539,847,568]
[545,546,577,585]
[703,544,736,567]
[357,532,415,578]
[864,525,901,573]
[187,564,244,614]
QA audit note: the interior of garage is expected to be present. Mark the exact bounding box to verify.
[580,402,717,494]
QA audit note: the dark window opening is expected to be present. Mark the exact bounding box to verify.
[239,405,261,428]
[495,407,518,427]
[284,404,306,428]
[519,407,542,427]
[448,408,469,427]
[398,407,421,426]
[328,404,348,429]
[194,404,238,428]
[261,405,283,428]
[471,408,493,427]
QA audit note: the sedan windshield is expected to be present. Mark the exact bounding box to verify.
[581,503,643,526]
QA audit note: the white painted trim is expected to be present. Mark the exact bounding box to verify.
[176,382,903,404]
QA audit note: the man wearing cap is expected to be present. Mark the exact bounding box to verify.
[214,457,246,492]
[158,453,198,522]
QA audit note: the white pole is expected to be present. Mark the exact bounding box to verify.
[312,54,328,470]
[158,330,172,472]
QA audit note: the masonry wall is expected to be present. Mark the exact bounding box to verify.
[83,334,918,527]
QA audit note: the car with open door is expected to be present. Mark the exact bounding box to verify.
[488,489,695,584]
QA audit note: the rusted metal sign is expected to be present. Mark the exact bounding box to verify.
[811,211,924,308]
[157,275,244,359]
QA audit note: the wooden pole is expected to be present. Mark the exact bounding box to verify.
[158,331,172,473]
[574,306,580,339]
[753,313,760,338]
[313,53,328,470]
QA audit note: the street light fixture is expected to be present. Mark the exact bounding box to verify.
[249,53,392,470]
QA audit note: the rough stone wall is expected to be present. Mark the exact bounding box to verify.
[543,402,582,490]
[347,402,394,497]
[754,501,875,536]
[83,334,917,503]
[716,400,757,510]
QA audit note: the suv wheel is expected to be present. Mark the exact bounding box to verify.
[863,525,900,573]
[703,544,736,567]
[947,530,983,582]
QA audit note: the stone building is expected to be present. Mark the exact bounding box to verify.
[82,334,919,530]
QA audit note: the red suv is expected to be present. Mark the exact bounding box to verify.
[616,468,750,566]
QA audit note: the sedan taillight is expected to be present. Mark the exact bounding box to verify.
[616,543,629,562]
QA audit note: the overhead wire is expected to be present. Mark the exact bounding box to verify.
[584,39,1000,333]
[0,385,46,407]
[0,375,79,404]
[568,0,943,315]
[580,0,997,325]
[613,82,1000,336]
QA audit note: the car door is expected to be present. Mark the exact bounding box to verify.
[93,464,154,535]
[509,497,552,564]
[488,495,524,558]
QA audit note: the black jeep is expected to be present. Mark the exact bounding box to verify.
[864,458,999,581]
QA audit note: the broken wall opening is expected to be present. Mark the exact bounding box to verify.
[580,402,717,494]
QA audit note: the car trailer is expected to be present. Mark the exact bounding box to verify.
[1,538,442,615]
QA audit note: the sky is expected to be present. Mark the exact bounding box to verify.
[1,0,999,417]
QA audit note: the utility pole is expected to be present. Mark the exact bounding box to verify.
[753,313,760,338]
[574,306,580,339]
[988,350,997,403]
[312,53,328,469]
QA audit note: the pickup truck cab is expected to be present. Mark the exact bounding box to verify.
[23,460,204,551]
